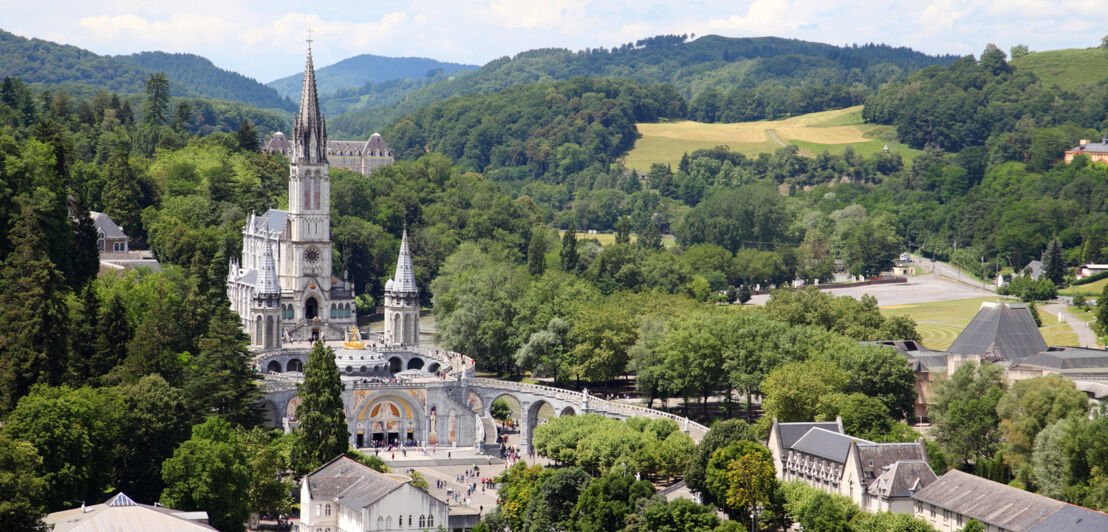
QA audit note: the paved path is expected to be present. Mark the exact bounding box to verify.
[1043,303,1100,348]
[910,254,995,292]
[749,273,998,307]
[765,128,813,157]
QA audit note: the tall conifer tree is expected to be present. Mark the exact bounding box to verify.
[186,306,260,426]
[67,283,100,385]
[91,293,131,382]
[102,144,143,245]
[560,222,578,273]
[0,204,69,412]
[292,341,348,474]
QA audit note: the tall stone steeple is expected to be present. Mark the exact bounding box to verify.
[384,227,420,346]
[251,235,282,349]
[292,43,327,165]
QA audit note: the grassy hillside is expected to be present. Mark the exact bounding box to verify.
[1011,48,1108,90]
[624,106,921,170]
[118,51,294,111]
[267,54,476,99]
[329,35,957,137]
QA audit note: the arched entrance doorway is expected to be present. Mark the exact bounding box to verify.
[356,397,418,447]
[266,361,281,373]
[305,297,319,320]
[388,357,402,373]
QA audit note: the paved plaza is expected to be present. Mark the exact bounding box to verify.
[749,273,996,307]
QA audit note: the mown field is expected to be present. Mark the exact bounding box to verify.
[880,297,1078,350]
[624,106,922,171]
[1061,277,1108,297]
[1011,47,1108,90]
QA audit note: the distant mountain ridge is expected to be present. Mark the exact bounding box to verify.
[267,53,477,99]
[0,29,292,111]
[327,34,959,137]
[117,51,294,111]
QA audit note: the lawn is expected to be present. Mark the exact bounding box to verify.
[1011,48,1108,91]
[880,296,1079,350]
[557,230,678,248]
[1061,277,1108,297]
[624,106,922,171]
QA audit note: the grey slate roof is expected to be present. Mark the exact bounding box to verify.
[1014,347,1108,372]
[1027,504,1108,532]
[256,244,280,295]
[1068,142,1108,154]
[1024,260,1043,280]
[792,427,867,463]
[912,470,1064,531]
[250,209,288,235]
[867,459,936,500]
[265,131,291,153]
[946,302,1047,363]
[856,442,928,482]
[306,456,404,504]
[777,421,842,450]
[364,132,391,155]
[90,211,128,239]
[292,46,327,165]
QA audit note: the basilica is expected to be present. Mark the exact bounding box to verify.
[227,46,416,347]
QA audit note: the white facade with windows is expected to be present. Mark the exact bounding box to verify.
[299,456,448,532]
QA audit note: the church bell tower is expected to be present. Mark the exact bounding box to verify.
[384,228,420,346]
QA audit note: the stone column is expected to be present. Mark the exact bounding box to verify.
[519,401,532,455]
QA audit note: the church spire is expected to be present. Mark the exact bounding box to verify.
[256,235,280,297]
[292,39,327,164]
[387,226,418,294]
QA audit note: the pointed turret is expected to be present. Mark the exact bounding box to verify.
[384,226,419,346]
[387,227,418,294]
[292,44,327,164]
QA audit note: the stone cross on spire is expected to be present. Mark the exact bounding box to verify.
[292,37,327,164]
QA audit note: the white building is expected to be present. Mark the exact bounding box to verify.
[300,456,448,532]
[44,492,215,532]
[228,45,357,346]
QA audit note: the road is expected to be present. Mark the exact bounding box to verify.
[1043,303,1100,348]
[748,272,998,307]
[910,254,995,292]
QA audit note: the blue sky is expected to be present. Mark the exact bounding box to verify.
[3,0,1107,83]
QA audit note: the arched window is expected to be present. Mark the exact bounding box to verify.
[377,516,384,530]
[419,515,425,527]
[330,304,336,319]
[408,515,413,526]
[427,514,433,527]
[303,176,311,209]
[314,176,321,209]
[325,503,331,516]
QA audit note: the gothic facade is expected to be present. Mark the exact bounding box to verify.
[264,131,394,176]
[228,46,357,346]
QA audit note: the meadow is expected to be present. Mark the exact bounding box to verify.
[624,106,922,171]
[880,297,1078,350]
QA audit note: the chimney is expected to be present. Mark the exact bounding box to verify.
[1080,139,1090,146]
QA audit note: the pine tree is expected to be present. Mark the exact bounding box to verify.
[68,195,100,287]
[103,143,144,246]
[0,204,69,413]
[236,119,260,152]
[142,73,170,127]
[91,293,131,382]
[292,341,348,474]
[186,306,260,426]
[560,222,578,273]
[615,216,631,244]
[1042,238,1065,285]
[67,283,100,385]
[527,229,547,277]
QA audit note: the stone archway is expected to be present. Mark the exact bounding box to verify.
[261,400,279,427]
[305,297,319,320]
[266,360,282,373]
[353,394,423,448]
[427,363,441,374]
[388,356,402,373]
[287,358,303,372]
[406,357,424,370]
[560,406,576,417]
[524,400,555,453]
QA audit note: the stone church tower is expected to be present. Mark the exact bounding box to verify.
[384,228,420,346]
[227,44,356,343]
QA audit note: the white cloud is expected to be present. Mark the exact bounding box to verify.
[482,0,590,30]
[703,0,806,34]
[79,13,237,48]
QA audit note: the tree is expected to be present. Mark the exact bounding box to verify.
[101,144,144,245]
[490,397,512,426]
[761,360,848,422]
[629,497,720,532]
[186,306,261,426]
[573,473,655,532]
[930,360,1006,466]
[569,302,637,384]
[523,466,590,532]
[516,317,571,383]
[291,341,348,474]
[686,419,757,506]
[1097,283,1108,339]
[235,119,259,151]
[142,73,170,126]
[67,284,99,385]
[161,417,251,532]
[996,375,1088,486]
[68,197,99,287]
[238,427,295,519]
[0,205,69,414]
[1031,417,1077,499]
[113,375,192,503]
[527,227,547,277]
[90,293,131,382]
[637,218,662,251]
[816,392,892,437]
[0,434,47,532]
[615,215,631,244]
[1042,237,1065,285]
[494,462,545,532]
[560,223,578,272]
[1010,44,1029,59]
[706,441,777,523]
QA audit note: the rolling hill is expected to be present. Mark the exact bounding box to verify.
[117,51,294,111]
[0,29,292,111]
[328,34,958,137]
[1010,47,1108,90]
[267,53,476,99]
